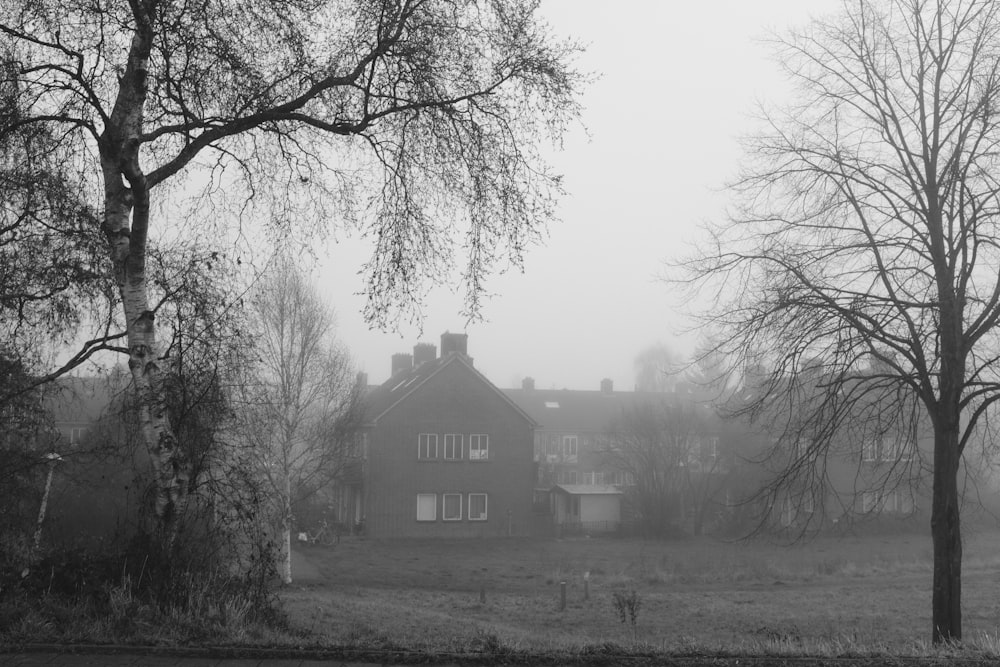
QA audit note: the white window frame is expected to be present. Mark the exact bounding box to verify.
[444,434,463,460]
[862,437,879,462]
[703,436,719,458]
[416,493,437,521]
[568,469,578,485]
[563,435,578,458]
[442,493,462,521]
[70,427,85,445]
[418,434,438,460]
[468,493,488,521]
[469,434,488,461]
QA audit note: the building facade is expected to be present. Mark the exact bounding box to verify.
[361,333,537,538]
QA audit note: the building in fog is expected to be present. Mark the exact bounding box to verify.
[359,333,538,538]
[504,380,735,536]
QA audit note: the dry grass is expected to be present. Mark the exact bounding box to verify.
[281,526,1000,657]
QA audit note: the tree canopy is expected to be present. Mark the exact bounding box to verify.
[683,0,1000,643]
[1,0,583,539]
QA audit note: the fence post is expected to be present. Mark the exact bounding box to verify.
[583,571,590,601]
[559,580,566,611]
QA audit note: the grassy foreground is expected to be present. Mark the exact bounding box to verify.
[5,527,1000,663]
[280,526,1000,659]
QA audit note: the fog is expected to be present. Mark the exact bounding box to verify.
[318,0,841,389]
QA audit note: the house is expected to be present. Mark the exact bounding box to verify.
[360,333,537,538]
[504,380,731,535]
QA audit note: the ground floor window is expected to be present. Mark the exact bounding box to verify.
[443,493,462,520]
[469,493,488,520]
[416,493,437,521]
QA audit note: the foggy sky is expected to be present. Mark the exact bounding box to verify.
[317,0,841,391]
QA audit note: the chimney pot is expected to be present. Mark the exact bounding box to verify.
[522,377,535,391]
[600,378,613,394]
[391,353,413,376]
[413,342,437,367]
[440,331,468,357]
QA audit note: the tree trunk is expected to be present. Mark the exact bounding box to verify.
[99,26,191,544]
[930,422,962,643]
[281,470,293,584]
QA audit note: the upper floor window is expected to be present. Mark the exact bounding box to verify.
[469,434,488,461]
[418,433,438,460]
[444,434,463,460]
[69,427,86,446]
[863,435,914,462]
[702,436,718,458]
[563,435,578,458]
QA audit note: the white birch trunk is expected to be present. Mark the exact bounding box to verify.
[282,470,293,584]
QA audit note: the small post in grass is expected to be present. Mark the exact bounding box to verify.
[583,571,590,601]
[559,580,566,611]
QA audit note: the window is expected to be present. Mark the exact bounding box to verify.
[418,434,438,460]
[416,493,437,521]
[469,434,488,461]
[582,471,594,485]
[443,494,462,520]
[862,438,878,462]
[444,434,463,460]
[468,493,488,520]
[69,427,86,445]
[703,437,719,458]
[567,469,578,485]
[563,435,578,460]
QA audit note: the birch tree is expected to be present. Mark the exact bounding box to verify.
[683,0,1000,643]
[237,259,361,584]
[0,0,582,542]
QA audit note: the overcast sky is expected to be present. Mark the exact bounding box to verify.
[317,0,842,391]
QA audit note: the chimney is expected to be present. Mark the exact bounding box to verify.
[600,378,613,394]
[440,331,468,357]
[522,377,535,391]
[356,371,369,388]
[391,353,413,376]
[413,342,437,367]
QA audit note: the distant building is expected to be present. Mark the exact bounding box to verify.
[504,380,731,535]
[360,333,537,538]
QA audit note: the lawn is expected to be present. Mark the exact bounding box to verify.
[282,526,1000,656]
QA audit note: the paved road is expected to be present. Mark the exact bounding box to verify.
[2,648,413,666]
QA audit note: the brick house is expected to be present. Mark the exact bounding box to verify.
[360,333,537,538]
[504,380,732,535]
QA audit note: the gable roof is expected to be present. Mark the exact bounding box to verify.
[503,388,707,433]
[364,353,536,427]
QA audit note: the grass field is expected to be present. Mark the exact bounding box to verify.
[282,526,1000,656]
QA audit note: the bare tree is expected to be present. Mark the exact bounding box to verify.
[633,344,683,393]
[0,0,582,541]
[602,399,721,537]
[682,0,1000,643]
[235,258,361,584]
